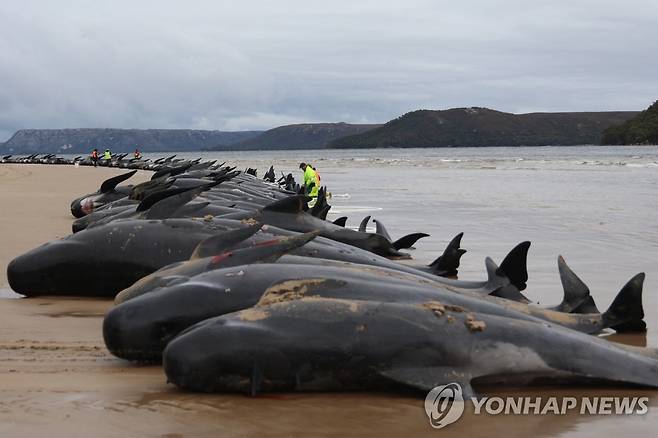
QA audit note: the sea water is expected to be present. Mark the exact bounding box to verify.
[170,146,658,346]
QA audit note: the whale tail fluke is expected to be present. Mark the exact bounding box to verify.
[603,273,646,333]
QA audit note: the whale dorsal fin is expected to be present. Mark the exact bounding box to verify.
[373,219,392,241]
[554,255,592,312]
[358,215,371,232]
[99,170,137,193]
[497,241,531,291]
[332,216,348,227]
[428,232,465,276]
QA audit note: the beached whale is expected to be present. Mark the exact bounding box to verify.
[7,211,463,298]
[70,170,139,217]
[113,228,321,303]
[6,216,260,297]
[103,258,643,362]
[113,226,471,305]
[222,195,428,258]
[67,169,433,258]
[162,297,657,395]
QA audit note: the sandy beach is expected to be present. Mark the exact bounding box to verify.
[1,162,657,437]
[0,164,151,289]
[0,164,436,437]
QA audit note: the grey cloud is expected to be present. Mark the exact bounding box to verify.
[1,0,657,140]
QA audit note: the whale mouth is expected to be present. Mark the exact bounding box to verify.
[81,196,96,215]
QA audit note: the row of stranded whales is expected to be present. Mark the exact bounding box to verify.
[104,257,644,363]
[4,156,653,397]
[1,152,190,169]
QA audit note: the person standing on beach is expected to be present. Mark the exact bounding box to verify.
[103,149,112,164]
[299,162,319,198]
[90,148,99,167]
[312,165,321,188]
[133,148,142,160]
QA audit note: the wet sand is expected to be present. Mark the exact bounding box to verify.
[1,163,657,437]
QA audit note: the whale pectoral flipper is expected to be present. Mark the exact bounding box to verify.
[378,366,476,397]
[99,170,137,193]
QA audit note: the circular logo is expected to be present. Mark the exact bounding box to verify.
[424,383,465,429]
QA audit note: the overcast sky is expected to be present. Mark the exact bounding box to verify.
[1,0,657,140]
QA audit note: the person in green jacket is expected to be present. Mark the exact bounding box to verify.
[103,149,112,162]
[299,162,319,198]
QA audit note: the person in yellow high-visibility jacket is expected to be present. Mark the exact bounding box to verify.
[299,162,318,197]
[312,165,321,188]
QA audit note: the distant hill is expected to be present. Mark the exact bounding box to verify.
[329,108,639,148]
[1,107,645,155]
[0,129,262,154]
[601,101,658,145]
[213,123,382,150]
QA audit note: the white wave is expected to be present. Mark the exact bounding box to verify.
[329,206,383,214]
